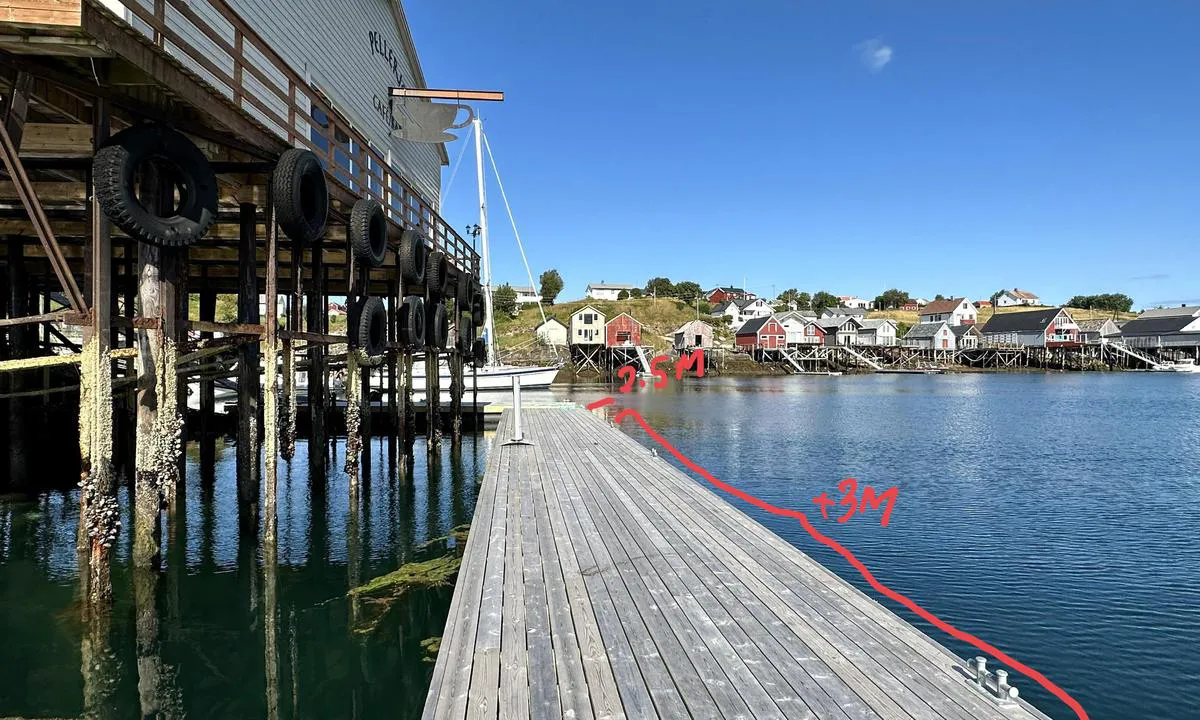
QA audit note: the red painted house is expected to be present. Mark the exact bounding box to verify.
[605,312,642,347]
[705,286,754,304]
[735,316,786,351]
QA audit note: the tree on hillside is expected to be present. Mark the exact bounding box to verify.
[1066,293,1133,313]
[493,284,518,317]
[675,281,702,301]
[777,288,802,308]
[538,269,563,305]
[618,290,630,300]
[645,277,674,297]
[873,288,911,310]
[811,291,840,314]
[795,291,811,310]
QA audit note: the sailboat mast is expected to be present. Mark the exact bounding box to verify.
[474,115,498,367]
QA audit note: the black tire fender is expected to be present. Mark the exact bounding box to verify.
[272,148,328,244]
[470,291,486,327]
[471,338,487,368]
[398,229,427,285]
[457,314,475,353]
[349,199,387,268]
[425,250,448,297]
[427,301,449,349]
[352,296,387,357]
[93,124,218,248]
[399,295,425,348]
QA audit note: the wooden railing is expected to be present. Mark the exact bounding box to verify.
[98,0,477,275]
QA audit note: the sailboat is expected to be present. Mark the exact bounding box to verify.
[410,113,560,394]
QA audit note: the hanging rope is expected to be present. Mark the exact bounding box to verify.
[480,131,560,362]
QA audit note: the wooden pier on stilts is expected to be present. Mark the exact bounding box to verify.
[424,404,1055,720]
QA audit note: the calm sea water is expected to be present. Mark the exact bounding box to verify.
[1,373,1197,719]
[0,435,485,719]
[561,373,1200,720]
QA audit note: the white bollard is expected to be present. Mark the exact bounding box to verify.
[503,375,532,446]
[511,375,524,442]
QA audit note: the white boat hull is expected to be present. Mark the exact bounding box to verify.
[410,363,560,392]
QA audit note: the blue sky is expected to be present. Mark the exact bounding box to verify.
[408,1,1200,309]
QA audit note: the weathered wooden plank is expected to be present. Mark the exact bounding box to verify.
[525,413,624,720]
[497,426,530,720]
[526,422,594,720]
[530,412,677,717]
[516,447,560,720]
[526,412,653,720]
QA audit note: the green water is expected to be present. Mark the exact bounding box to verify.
[0,434,487,719]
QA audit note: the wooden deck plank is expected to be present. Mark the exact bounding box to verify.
[516,447,561,720]
[526,412,660,719]
[531,412,700,718]
[425,407,1054,720]
[524,413,624,720]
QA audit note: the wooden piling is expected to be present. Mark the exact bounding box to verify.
[306,247,326,476]
[450,349,463,441]
[198,286,216,479]
[7,239,30,489]
[426,348,441,449]
[263,205,280,546]
[236,203,261,534]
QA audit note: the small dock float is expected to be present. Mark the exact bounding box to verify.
[424,405,1053,719]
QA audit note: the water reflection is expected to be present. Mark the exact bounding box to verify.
[0,434,486,719]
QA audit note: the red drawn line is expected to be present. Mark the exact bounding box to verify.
[586,397,616,411]
[609,404,1089,720]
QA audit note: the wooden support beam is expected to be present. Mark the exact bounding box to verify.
[235,202,260,533]
[1,70,32,151]
[262,202,279,549]
[389,87,505,102]
[198,286,216,476]
[306,243,326,477]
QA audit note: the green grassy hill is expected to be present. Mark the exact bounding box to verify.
[494,297,730,355]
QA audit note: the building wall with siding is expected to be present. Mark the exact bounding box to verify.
[605,314,642,347]
[105,0,444,206]
[569,308,606,345]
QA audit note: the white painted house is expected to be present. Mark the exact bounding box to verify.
[512,286,542,305]
[535,317,568,346]
[569,305,606,345]
[711,297,772,329]
[586,283,636,301]
[857,319,899,346]
[903,321,956,350]
[775,311,824,346]
[996,289,1041,307]
[838,296,871,310]
[918,298,977,327]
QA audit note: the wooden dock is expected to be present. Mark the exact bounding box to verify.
[423,406,1053,719]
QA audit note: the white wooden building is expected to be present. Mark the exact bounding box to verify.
[996,289,1041,307]
[857,319,899,346]
[673,320,714,352]
[902,321,956,350]
[818,316,863,346]
[838,296,870,309]
[536,317,568,347]
[513,286,542,305]
[100,0,448,206]
[918,298,977,327]
[711,297,772,329]
[569,305,606,346]
[1077,319,1122,344]
[952,324,982,350]
[586,283,636,301]
[775,311,823,346]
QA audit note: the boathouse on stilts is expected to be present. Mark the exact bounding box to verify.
[0,0,484,694]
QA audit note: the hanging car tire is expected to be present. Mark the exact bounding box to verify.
[351,296,387,357]
[398,229,427,285]
[93,124,218,248]
[399,295,425,348]
[457,314,475,353]
[426,301,448,349]
[349,199,387,268]
[425,251,448,298]
[272,148,328,244]
[470,291,485,326]
[456,270,473,305]
[471,338,487,368]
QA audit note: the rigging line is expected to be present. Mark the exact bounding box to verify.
[442,121,473,204]
[481,130,560,363]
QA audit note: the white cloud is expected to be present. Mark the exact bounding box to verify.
[856,39,893,73]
